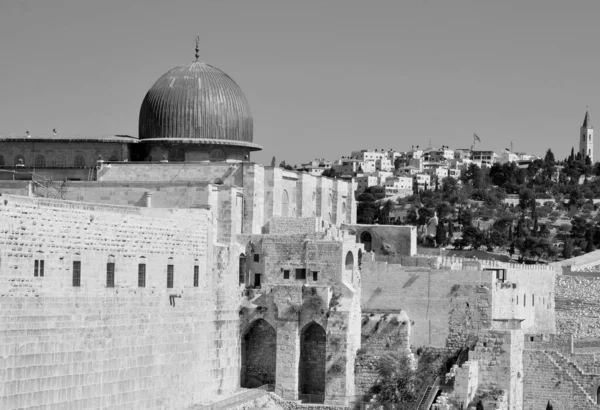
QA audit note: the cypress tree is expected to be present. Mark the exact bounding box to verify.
[436,220,446,247]
[546,400,554,410]
[476,401,484,410]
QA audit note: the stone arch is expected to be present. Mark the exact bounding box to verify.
[53,155,66,168]
[282,190,289,217]
[74,155,85,168]
[109,152,119,161]
[345,251,354,271]
[360,231,373,252]
[241,319,277,388]
[34,155,46,168]
[14,154,25,166]
[299,322,326,402]
[210,148,226,162]
[239,253,246,286]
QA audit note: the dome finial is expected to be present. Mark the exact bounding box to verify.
[194,36,200,61]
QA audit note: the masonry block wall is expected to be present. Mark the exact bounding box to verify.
[237,219,361,405]
[0,195,241,410]
[361,258,494,347]
[556,273,600,339]
[343,225,417,258]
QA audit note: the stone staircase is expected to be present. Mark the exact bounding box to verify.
[417,377,440,410]
[543,351,597,406]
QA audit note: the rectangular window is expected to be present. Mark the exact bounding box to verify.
[312,271,318,281]
[106,262,115,288]
[34,259,45,277]
[283,269,290,279]
[532,295,535,306]
[194,266,199,287]
[72,261,81,287]
[167,264,174,288]
[295,268,306,280]
[254,273,261,288]
[253,254,260,262]
[138,264,146,288]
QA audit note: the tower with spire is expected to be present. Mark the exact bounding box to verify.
[580,110,593,162]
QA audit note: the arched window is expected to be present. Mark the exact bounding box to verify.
[106,255,115,288]
[53,156,66,168]
[0,155,4,166]
[209,148,226,162]
[138,256,146,288]
[239,254,246,285]
[74,155,85,168]
[360,231,373,252]
[35,155,46,168]
[282,190,289,217]
[14,155,25,167]
[345,251,354,271]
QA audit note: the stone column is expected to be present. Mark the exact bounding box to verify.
[275,320,300,400]
[144,191,152,208]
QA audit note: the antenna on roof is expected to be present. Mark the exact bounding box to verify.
[194,36,200,62]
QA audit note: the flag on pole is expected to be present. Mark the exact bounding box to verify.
[474,133,481,143]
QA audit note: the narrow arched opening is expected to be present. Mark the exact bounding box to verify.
[241,319,277,388]
[360,231,373,252]
[299,322,326,403]
[597,386,600,404]
[239,253,246,286]
[282,190,289,217]
[345,251,354,271]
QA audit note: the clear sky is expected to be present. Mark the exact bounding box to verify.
[1,0,599,165]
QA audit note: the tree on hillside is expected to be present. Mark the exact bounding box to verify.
[371,354,419,402]
[476,401,484,410]
[563,238,573,259]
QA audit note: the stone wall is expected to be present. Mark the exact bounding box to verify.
[556,274,600,339]
[0,194,241,409]
[342,225,416,259]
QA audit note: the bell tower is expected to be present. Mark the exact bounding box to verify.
[580,110,593,161]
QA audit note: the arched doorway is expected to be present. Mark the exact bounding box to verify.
[282,190,289,217]
[241,319,276,388]
[597,386,600,404]
[360,231,373,252]
[299,322,326,403]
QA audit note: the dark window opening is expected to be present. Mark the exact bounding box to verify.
[72,261,81,287]
[254,273,261,288]
[34,259,45,277]
[283,270,290,279]
[312,271,318,281]
[532,295,535,306]
[106,262,115,288]
[530,336,534,342]
[194,265,199,287]
[296,268,306,280]
[167,264,174,288]
[239,254,246,286]
[138,264,146,287]
[486,268,506,283]
[253,254,260,263]
[524,294,526,307]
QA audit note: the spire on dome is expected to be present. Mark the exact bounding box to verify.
[583,110,592,128]
[194,36,200,62]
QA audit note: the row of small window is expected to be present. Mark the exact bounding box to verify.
[284,268,318,281]
[1,154,118,168]
[34,259,200,288]
[516,294,546,307]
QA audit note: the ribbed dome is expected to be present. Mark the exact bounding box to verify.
[139,62,254,144]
